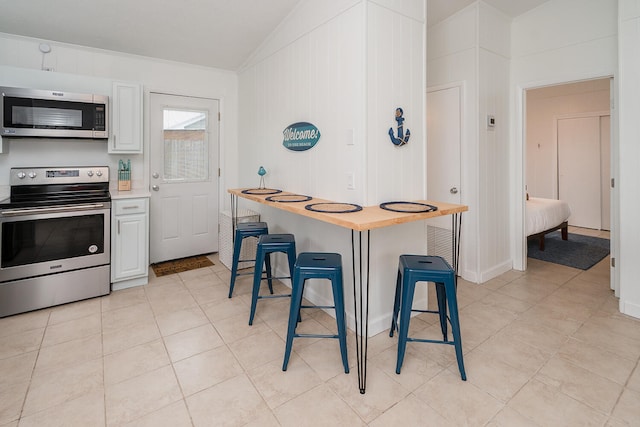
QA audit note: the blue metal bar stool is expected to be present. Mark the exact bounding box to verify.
[249,234,297,325]
[229,222,271,298]
[282,252,349,374]
[389,255,466,380]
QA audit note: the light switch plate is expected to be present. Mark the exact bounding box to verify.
[346,129,354,146]
[347,172,355,190]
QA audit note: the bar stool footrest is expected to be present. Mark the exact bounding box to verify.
[295,333,340,339]
[257,293,292,299]
[406,337,455,345]
[259,276,292,281]
[300,304,336,310]
[410,309,441,315]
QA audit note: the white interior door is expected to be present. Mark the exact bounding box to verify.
[558,117,601,229]
[427,85,462,229]
[426,85,462,266]
[149,93,219,263]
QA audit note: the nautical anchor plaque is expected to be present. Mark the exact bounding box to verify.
[388,107,410,146]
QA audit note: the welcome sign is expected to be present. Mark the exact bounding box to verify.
[282,122,321,151]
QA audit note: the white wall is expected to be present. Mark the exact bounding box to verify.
[238,0,426,336]
[478,3,512,281]
[427,2,512,282]
[0,33,238,202]
[428,4,479,281]
[618,0,640,318]
[238,3,365,203]
[367,1,426,203]
[526,80,610,198]
[509,0,618,274]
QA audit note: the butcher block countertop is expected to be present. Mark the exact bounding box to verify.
[228,188,468,232]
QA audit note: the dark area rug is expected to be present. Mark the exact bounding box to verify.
[527,231,609,270]
[151,255,214,277]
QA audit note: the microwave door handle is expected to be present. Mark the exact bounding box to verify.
[0,203,106,216]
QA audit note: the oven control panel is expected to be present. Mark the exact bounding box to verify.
[10,166,109,185]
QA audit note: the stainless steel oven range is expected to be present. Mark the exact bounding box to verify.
[0,166,111,317]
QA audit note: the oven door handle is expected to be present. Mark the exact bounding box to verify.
[0,203,108,217]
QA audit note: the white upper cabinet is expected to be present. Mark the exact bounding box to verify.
[110,81,143,153]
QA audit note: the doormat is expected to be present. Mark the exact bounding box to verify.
[151,255,214,277]
[527,231,609,270]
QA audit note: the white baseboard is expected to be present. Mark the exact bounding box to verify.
[620,298,640,320]
[479,260,513,283]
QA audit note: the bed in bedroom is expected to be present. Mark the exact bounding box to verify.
[526,197,572,251]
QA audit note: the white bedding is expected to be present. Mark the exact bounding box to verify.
[526,197,571,236]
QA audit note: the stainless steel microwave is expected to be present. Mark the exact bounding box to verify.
[0,86,108,139]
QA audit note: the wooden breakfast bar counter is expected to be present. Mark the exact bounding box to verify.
[229,188,468,393]
[229,189,467,231]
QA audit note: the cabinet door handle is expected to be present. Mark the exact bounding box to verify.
[117,219,120,235]
[122,205,139,210]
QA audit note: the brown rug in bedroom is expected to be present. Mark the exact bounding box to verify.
[151,255,214,277]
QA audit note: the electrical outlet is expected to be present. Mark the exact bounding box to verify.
[347,172,355,190]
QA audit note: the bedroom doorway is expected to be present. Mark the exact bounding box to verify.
[523,77,615,292]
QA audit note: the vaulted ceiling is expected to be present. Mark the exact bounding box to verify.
[0,0,549,71]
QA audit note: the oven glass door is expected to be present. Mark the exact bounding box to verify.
[0,205,110,283]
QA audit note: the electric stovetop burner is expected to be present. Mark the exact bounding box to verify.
[0,166,111,209]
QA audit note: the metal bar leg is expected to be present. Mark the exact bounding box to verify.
[350,231,360,391]
[231,194,237,246]
[451,212,463,273]
[351,230,370,394]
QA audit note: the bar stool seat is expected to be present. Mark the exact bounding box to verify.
[249,233,297,325]
[282,252,349,374]
[229,222,270,298]
[390,255,466,380]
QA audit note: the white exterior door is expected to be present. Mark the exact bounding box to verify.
[149,93,219,263]
[558,116,602,229]
[427,85,462,228]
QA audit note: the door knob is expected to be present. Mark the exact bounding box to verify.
[152,185,159,191]
[450,187,458,194]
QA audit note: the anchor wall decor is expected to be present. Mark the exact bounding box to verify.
[388,107,410,146]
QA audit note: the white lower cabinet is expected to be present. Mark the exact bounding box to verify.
[111,197,149,290]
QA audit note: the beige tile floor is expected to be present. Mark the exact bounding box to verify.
[1,228,639,426]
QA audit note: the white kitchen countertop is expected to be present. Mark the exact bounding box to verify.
[111,188,151,199]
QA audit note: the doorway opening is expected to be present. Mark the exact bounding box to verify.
[522,78,615,290]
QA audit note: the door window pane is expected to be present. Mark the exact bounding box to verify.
[163,109,208,182]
